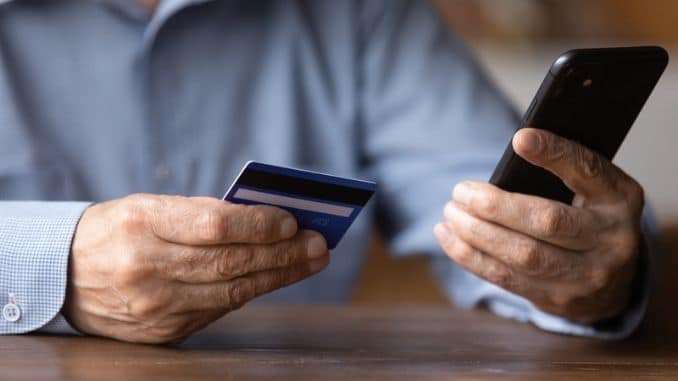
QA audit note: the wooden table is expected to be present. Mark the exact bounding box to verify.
[3,305,677,381]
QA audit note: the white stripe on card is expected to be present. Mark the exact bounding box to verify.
[233,188,354,217]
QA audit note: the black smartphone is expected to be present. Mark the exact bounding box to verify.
[489,46,668,204]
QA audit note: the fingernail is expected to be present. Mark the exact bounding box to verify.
[306,234,327,259]
[279,216,297,238]
[518,130,541,154]
[309,257,328,272]
[453,182,474,206]
[433,223,450,243]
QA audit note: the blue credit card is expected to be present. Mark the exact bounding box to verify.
[224,161,377,249]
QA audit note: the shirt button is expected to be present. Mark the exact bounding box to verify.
[154,162,173,181]
[3,303,20,322]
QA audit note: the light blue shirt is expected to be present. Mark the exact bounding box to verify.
[0,0,657,338]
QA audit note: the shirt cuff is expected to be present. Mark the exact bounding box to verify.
[0,201,90,334]
[38,313,82,335]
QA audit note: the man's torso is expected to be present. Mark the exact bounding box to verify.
[0,0,373,301]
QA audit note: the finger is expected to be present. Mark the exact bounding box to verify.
[443,202,586,279]
[166,230,328,283]
[182,256,330,311]
[147,196,298,245]
[451,181,599,250]
[512,128,635,202]
[434,223,626,324]
[434,223,550,303]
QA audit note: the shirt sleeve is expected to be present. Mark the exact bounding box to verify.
[357,0,658,339]
[0,201,90,334]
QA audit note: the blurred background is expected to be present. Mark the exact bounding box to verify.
[353,1,678,322]
[437,0,678,226]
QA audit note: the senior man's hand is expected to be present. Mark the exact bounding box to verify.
[63,194,329,343]
[434,128,644,323]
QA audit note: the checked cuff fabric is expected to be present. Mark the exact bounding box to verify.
[0,202,90,334]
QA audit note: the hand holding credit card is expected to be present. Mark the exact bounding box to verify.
[224,161,377,249]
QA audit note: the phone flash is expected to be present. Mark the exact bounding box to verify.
[583,78,593,87]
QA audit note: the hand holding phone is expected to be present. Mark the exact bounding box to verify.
[435,46,668,327]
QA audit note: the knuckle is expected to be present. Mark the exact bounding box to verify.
[242,247,264,272]
[129,295,165,320]
[538,255,561,278]
[545,134,566,161]
[448,241,474,265]
[262,271,283,291]
[198,210,226,242]
[116,196,148,233]
[273,240,300,268]
[227,278,255,307]
[181,246,207,277]
[249,208,272,239]
[476,192,500,219]
[589,268,611,291]
[516,243,542,272]
[539,206,568,237]
[578,147,604,179]
[114,247,147,286]
[115,260,137,286]
[216,247,248,279]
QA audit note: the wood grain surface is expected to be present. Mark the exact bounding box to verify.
[1,302,676,381]
[2,229,676,381]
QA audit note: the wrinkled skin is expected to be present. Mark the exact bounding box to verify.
[436,128,643,323]
[64,195,329,343]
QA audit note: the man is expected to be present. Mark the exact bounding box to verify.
[0,0,655,343]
